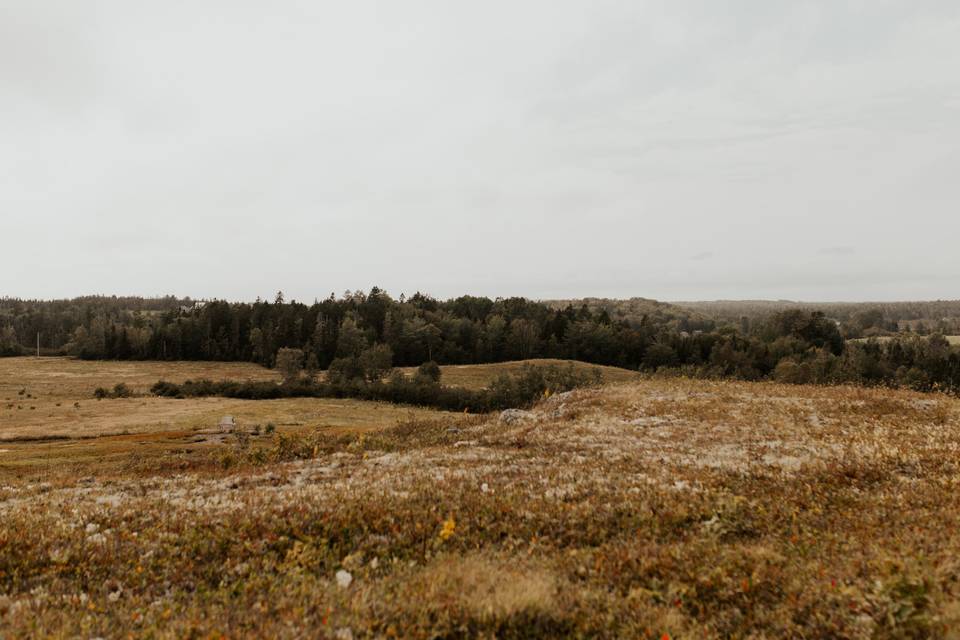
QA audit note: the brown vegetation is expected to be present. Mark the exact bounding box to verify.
[2,361,960,637]
[0,358,448,481]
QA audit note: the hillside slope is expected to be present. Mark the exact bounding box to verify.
[2,378,959,637]
[401,358,641,390]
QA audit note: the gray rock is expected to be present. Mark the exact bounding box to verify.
[499,409,534,425]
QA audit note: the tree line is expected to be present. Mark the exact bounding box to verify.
[2,290,960,393]
[1,289,694,367]
[675,299,960,337]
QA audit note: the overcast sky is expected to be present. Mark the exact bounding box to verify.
[2,1,959,303]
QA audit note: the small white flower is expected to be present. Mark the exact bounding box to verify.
[335,628,353,640]
[480,482,490,494]
[335,569,353,589]
[105,581,123,603]
[85,523,99,534]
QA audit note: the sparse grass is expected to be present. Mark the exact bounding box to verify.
[3,361,960,637]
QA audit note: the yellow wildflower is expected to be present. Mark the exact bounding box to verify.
[439,516,456,541]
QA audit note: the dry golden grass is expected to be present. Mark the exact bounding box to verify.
[0,357,278,439]
[4,361,960,637]
[0,357,461,439]
[0,356,279,397]
[387,553,559,621]
[0,358,451,481]
[400,358,640,390]
[0,357,630,441]
[0,397,452,482]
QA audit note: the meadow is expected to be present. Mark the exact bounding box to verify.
[0,358,446,481]
[2,358,960,637]
[0,358,625,481]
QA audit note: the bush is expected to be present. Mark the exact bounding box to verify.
[150,381,180,397]
[328,357,365,383]
[773,359,811,385]
[414,361,442,385]
[145,364,603,413]
[94,383,134,399]
[643,343,678,370]
[359,344,394,382]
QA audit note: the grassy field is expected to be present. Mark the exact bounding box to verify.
[0,358,451,481]
[0,358,630,481]
[0,357,633,440]
[0,358,278,438]
[3,359,960,637]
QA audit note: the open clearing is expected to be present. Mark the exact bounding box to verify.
[0,357,635,442]
[0,358,278,439]
[0,358,632,480]
[0,357,635,439]
[0,358,450,480]
[3,360,960,637]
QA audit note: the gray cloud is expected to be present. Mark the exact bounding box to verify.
[817,247,857,257]
[1,1,959,302]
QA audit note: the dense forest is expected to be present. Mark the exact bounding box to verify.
[2,291,960,393]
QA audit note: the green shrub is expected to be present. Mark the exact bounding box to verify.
[112,383,133,398]
[145,364,602,413]
[414,361,442,385]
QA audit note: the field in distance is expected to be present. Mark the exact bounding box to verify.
[0,357,443,479]
[0,357,636,480]
[0,357,638,440]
